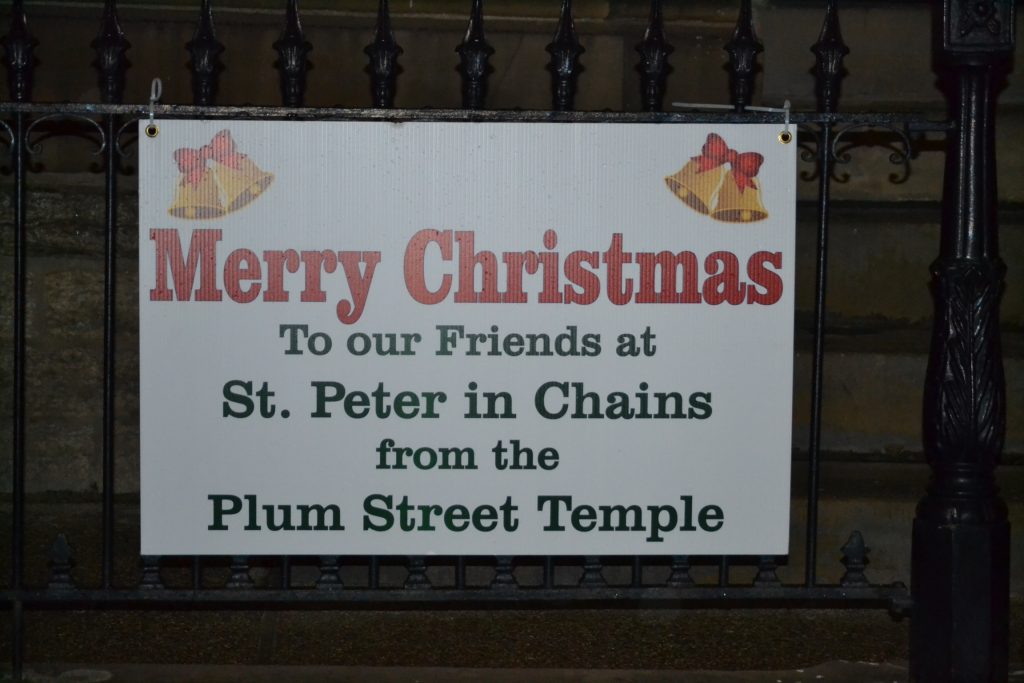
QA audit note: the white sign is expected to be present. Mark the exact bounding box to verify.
[139,120,796,556]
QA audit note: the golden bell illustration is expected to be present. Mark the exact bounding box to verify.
[204,129,274,213]
[710,170,768,223]
[664,159,725,215]
[168,145,226,219]
[213,156,275,213]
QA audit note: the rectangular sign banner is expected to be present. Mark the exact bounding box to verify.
[139,119,796,556]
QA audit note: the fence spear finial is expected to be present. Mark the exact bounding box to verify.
[725,0,763,113]
[188,0,225,106]
[546,0,584,112]
[3,0,37,103]
[812,0,849,114]
[636,0,673,112]
[365,0,402,109]
[457,0,494,110]
[274,0,312,107]
[92,0,131,104]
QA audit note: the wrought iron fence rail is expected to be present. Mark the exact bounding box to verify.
[0,102,954,129]
[0,585,910,609]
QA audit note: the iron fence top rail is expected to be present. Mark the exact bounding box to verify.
[0,101,954,131]
[0,584,909,608]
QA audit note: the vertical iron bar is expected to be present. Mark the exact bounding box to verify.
[456,556,466,589]
[456,0,493,110]
[94,0,129,587]
[718,556,728,587]
[911,1,1014,679]
[192,556,201,589]
[546,0,583,112]
[543,556,554,588]
[636,0,672,112]
[274,0,311,107]
[365,0,401,109]
[3,3,34,677]
[631,556,642,587]
[369,556,380,589]
[805,0,847,588]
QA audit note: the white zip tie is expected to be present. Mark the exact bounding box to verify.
[671,100,793,143]
[146,77,163,138]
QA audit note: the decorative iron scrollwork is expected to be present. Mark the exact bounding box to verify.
[114,116,145,158]
[959,0,1001,37]
[924,258,1006,470]
[25,114,107,155]
[831,123,914,184]
[0,120,14,149]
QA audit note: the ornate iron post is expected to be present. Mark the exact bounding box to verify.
[911,1,1014,680]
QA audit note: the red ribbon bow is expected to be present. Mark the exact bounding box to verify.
[173,130,247,186]
[694,133,764,192]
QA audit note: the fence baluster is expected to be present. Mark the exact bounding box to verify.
[491,556,517,589]
[140,556,164,589]
[48,535,76,591]
[188,0,224,106]
[366,0,402,108]
[92,0,129,591]
[805,0,847,588]
[839,532,869,587]
[457,0,493,110]
[405,556,431,589]
[3,3,34,678]
[227,556,254,588]
[636,0,671,112]
[753,556,781,586]
[316,556,343,590]
[666,556,693,587]
[725,0,762,112]
[717,556,729,586]
[546,0,583,111]
[579,555,605,587]
[274,0,311,107]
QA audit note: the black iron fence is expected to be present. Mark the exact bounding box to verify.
[0,0,1014,681]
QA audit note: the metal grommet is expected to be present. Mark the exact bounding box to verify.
[778,130,792,144]
[145,124,159,138]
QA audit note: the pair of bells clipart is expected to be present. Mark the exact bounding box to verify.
[169,129,274,219]
[665,133,768,223]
